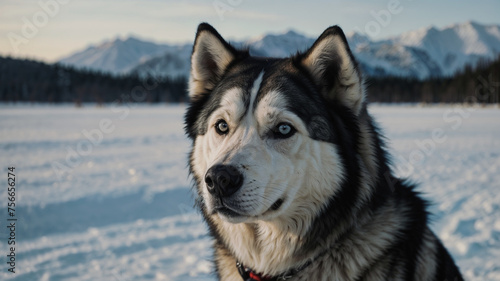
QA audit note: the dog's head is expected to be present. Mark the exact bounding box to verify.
[185,23,365,224]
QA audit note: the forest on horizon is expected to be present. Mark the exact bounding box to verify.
[0,55,498,105]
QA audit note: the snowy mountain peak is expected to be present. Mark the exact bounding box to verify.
[58,36,171,74]
[457,20,483,29]
[346,31,371,49]
[60,21,500,79]
[244,29,315,57]
[250,29,306,42]
[97,36,142,49]
[283,29,303,37]
[392,21,500,76]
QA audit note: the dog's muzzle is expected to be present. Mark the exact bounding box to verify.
[205,164,244,197]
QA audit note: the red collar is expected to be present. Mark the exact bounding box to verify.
[236,262,294,281]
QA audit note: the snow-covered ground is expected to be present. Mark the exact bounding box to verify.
[0,104,498,281]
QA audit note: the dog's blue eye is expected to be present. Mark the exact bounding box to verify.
[279,124,291,135]
[215,120,229,135]
[275,123,295,138]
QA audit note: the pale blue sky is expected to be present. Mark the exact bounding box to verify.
[1,0,499,62]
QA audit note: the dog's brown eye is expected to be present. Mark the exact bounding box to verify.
[215,120,229,135]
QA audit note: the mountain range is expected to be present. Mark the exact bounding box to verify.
[58,21,500,80]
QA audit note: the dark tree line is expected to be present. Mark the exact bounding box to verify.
[366,56,500,104]
[0,56,187,104]
[1,55,499,104]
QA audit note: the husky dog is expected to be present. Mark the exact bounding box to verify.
[184,23,463,281]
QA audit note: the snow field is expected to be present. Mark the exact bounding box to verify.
[0,104,498,280]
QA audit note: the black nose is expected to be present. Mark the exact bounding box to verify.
[205,165,244,197]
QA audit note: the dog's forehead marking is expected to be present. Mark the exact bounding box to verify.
[246,71,265,118]
[219,70,265,123]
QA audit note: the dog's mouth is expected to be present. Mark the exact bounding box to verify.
[214,205,242,217]
[269,198,284,211]
[213,197,244,218]
[213,198,285,220]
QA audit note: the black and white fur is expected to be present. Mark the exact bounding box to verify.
[184,23,464,281]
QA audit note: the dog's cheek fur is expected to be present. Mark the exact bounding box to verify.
[252,91,345,224]
[192,135,214,212]
[274,138,345,234]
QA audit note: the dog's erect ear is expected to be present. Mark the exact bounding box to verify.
[189,23,238,100]
[300,26,365,114]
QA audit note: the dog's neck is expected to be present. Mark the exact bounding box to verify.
[213,195,405,279]
[211,210,330,277]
